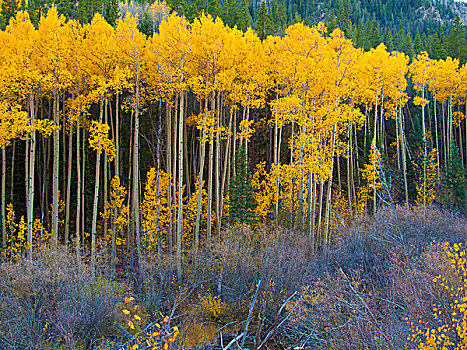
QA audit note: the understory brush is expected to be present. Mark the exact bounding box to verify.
[1,205,467,349]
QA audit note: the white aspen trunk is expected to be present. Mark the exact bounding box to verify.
[323,125,337,249]
[194,98,207,251]
[176,90,185,282]
[434,91,440,177]
[166,103,173,249]
[76,115,81,255]
[218,109,233,237]
[27,93,36,257]
[52,89,60,245]
[103,100,109,243]
[207,92,215,242]
[91,99,104,270]
[64,122,73,246]
[215,94,221,239]
[2,147,6,254]
[133,83,141,273]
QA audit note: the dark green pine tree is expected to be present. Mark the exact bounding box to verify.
[355,18,365,48]
[383,27,394,51]
[413,26,424,55]
[275,0,286,36]
[447,15,467,64]
[401,28,414,58]
[436,29,448,59]
[57,0,77,20]
[441,142,466,212]
[106,0,119,26]
[237,0,251,31]
[0,0,19,29]
[226,149,256,225]
[366,18,382,49]
[207,0,220,19]
[222,0,239,28]
[256,0,273,40]
[326,9,338,35]
[396,20,405,52]
[336,0,350,31]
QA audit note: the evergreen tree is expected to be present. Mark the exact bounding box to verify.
[396,20,405,51]
[441,142,466,212]
[414,26,424,54]
[256,1,273,40]
[326,9,338,35]
[401,29,414,58]
[238,0,251,31]
[106,0,120,26]
[447,15,467,64]
[366,18,382,49]
[275,0,287,36]
[336,0,350,30]
[57,0,77,20]
[0,0,19,29]
[208,0,221,19]
[222,0,239,28]
[226,149,256,225]
[355,18,365,48]
[383,27,394,51]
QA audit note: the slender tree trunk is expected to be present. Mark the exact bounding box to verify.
[133,82,141,273]
[1,147,6,254]
[103,100,109,243]
[10,140,15,204]
[52,89,60,245]
[194,100,207,251]
[64,122,73,246]
[91,99,104,270]
[215,94,221,240]
[323,125,337,248]
[166,103,173,248]
[176,90,185,282]
[27,93,36,257]
[218,109,233,237]
[115,93,120,178]
[207,92,215,242]
[75,115,81,255]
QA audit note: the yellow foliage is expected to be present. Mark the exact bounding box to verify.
[88,120,116,161]
[415,148,439,207]
[408,242,467,349]
[120,295,180,350]
[3,203,50,260]
[199,293,229,319]
[101,176,129,248]
[141,169,172,256]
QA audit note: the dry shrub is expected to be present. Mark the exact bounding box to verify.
[0,246,124,350]
[283,205,467,350]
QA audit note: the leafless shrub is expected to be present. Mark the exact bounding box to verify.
[0,246,124,350]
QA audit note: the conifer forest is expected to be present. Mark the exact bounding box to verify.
[1,0,467,349]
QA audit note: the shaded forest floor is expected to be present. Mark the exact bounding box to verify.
[1,205,467,349]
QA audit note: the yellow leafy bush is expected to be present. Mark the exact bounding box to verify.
[408,242,467,349]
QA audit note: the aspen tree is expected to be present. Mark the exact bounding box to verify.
[115,13,146,271]
[35,6,73,245]
[157,14,192,280]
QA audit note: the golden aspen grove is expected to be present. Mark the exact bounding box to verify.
[1,2,467,349]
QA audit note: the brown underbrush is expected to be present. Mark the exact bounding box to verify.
[1,205,466,349]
